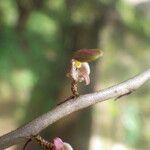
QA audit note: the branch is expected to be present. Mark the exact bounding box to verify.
[0,68,150,150]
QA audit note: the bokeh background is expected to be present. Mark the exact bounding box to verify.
[0,0,150,150]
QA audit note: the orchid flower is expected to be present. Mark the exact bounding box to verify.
[67,49,103,85]
[69,59,90,85]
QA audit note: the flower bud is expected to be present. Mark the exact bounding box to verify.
[53,138,64,150]
[53,137,73,150]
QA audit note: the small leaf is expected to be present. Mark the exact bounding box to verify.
[73,49,103,62]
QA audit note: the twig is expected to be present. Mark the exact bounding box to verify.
[57,79,79,105]
[22,135,55,150]
[0,68,149,150]
[33,135,54,150]
[71,79,79,97]
[22,139,32,150]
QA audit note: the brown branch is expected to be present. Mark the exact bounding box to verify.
[0,68,150,150]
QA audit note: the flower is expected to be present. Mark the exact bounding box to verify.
[67,59,90,85]
[67,49,103,85]
[53,137,73,150]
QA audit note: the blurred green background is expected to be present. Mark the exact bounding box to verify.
[0,0,149,150]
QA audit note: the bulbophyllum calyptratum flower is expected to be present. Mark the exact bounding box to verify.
[69,59,90,85]
[53,137,73,150]
[67,49,103,85]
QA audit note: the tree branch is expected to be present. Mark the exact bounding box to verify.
[0,68,150,150]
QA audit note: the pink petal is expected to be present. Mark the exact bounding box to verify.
[80,71,90,85]
[53,137,64,150]
[78,63,90,85]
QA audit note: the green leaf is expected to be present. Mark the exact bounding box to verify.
[73,49,103,62]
